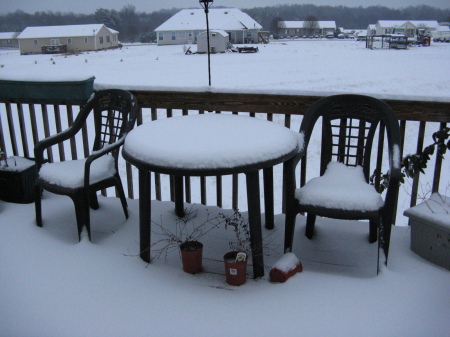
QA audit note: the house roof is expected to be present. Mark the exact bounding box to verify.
[406,20,440,29]
[437,25,450,32]
[377,20,439,29]
[154,8,262,32]
[18,24,118,39]
[282,21,337,29]
[377,20,407,28]
[0,32,18,39]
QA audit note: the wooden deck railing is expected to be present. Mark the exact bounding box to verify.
[1,90,449,222]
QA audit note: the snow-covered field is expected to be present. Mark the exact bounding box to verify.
[1,40,449,336]
[1,39,449,101]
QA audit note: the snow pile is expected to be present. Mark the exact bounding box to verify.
[271,252,301,272]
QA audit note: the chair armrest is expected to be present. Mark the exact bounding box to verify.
[83,135,126,189]
[383,145,402,226]
[283,149,306,199]
[34,125,82,170]
[34,96,95,170]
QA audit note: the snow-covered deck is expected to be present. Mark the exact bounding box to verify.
[1,194,449,336]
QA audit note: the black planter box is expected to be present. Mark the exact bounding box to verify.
[0,76,95,105]
[0,157,37,203]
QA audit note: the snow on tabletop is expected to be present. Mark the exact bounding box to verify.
[404,193,450,228]
[124,114,302,170]
[272,253,300,273]
[0,156,35,172]
[38,156,116,188]
[296,161,384,211]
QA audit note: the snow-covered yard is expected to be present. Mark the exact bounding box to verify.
[1,40,449,336]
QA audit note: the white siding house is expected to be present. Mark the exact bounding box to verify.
[367,24,376,37]
[154,8,262,46]
[280,21,337,37]
[375,20,439,37]
[17,24,119,55]
[0,32,19,48]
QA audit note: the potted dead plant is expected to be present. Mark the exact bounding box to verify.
[151,207,221,274]
[220,210,251,286]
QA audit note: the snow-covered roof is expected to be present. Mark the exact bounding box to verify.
[154,8,262,32]
[18,24,118,39]
[0,32,18,39]
[437,25,450,32]
[377,20,439,29]
[406,20,439,29]
[282,21,337,29]
[377,20,406,28]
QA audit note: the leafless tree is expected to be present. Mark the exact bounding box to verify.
[270,16,285,39]
[303,15,319,36]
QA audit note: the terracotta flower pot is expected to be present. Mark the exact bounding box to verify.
[224,251,248,286]
[180,241,203,274]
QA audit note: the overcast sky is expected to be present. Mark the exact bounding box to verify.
[1,0,449,15]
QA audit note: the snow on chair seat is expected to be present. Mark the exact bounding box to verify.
[39,156,116,189]
[295,161,383,212]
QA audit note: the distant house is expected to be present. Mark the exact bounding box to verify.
[17,24,119,55]
[280,21,337,37]
[374,20,440,37]
[367,24,376,37]
[0,32,19,48]
[197,30,229,53]
[431,25,450,40]
[154,8,262,45]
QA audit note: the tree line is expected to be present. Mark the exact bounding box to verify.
[246,4,450,31]
[1,4,449,43]
[0,4,177,42]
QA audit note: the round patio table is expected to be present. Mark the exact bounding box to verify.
[123,113,301,278]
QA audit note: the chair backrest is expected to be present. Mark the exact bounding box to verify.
[300,94,400,182]
[89,89,138,154]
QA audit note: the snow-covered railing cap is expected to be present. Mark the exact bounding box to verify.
[0,76,95,104]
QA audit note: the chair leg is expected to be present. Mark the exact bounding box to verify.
[89,192,99,210]
[73,194,89,241]
[369,220,378,243]
[85,202,91,241]
[114,178,129,220]
[305,213,316,239]
[284,210,297,253]
[35,185,43,227]
[380,214,393,265]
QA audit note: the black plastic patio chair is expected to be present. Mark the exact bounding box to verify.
[283,94,401,266]
[34,89,138,241]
